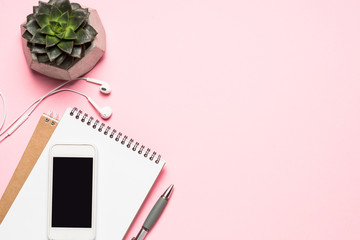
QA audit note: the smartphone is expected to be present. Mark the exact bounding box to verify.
[48,144,97,240]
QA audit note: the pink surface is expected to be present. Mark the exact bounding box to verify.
[1,0,360,239]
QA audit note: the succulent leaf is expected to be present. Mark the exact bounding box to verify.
[39,25,56,35]
[55,53,67,65]
[57,40,73,54]
[46,35,61,47]
[59,55,73,69]
[50,5,62,20]
[58,11,69,24]
[27,42,33,49]
[22,31,33,41]
[64,27,77,39]
[33,6,39,14]
[27,14,35,22]
[38,1,52,14]
[72,8,89,18]
[47,46,62,61]
[68,16,85,31]
[37,53,50,63]
[71,45,82,58]
[56,32,65,39]
[35,13,50,28]
[30,32,46,44]
[60,22,67,29]
[31,44,47,54]
[74,28,91,45]
[54,0,72,13]
[84,24,97,40]
[24,19,39,36]
[71,3,81,10]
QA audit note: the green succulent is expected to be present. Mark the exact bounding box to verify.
[22,0,97,69]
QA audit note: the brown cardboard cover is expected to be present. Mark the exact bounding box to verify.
[0,114,58,224]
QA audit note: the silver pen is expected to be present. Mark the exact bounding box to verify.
[132,184,174,240]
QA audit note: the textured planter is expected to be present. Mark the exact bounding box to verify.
[21,8,105,81]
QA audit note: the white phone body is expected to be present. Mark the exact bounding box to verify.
[48,144,97,240]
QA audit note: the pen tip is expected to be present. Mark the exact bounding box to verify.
[162,184,174,200]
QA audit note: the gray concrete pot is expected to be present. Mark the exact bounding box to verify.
[21,8,106,81]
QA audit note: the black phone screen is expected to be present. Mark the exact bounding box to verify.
[51,157,93,228]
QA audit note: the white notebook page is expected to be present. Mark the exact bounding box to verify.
[0,107,165,239]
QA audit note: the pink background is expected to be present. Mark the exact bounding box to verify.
[1,0,360,239]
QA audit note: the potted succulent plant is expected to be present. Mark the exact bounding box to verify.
[21,0,105,80]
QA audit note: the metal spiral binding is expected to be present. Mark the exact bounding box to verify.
[45,113,58,126]
[69,107,161,164]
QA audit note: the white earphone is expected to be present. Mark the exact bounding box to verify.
[78,77,111,95]
[0,77,112,143]
[87,97,112,119]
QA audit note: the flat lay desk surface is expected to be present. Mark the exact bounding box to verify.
[1,0,360,239]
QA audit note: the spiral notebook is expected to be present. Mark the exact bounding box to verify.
[0,107,165,240]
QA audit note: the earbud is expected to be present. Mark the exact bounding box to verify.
[80,77,111,94]
[99,83,111,95]
[88,97,113,119]
[99,106,113,119]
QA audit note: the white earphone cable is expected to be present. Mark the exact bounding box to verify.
[41,88,90,101]
[27,77,99,116]
[0,80,71,137]
[0,92,6,131]
[0,77,99,142]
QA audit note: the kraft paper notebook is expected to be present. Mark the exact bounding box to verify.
[0,107,165,240]
[0,113,59,225]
